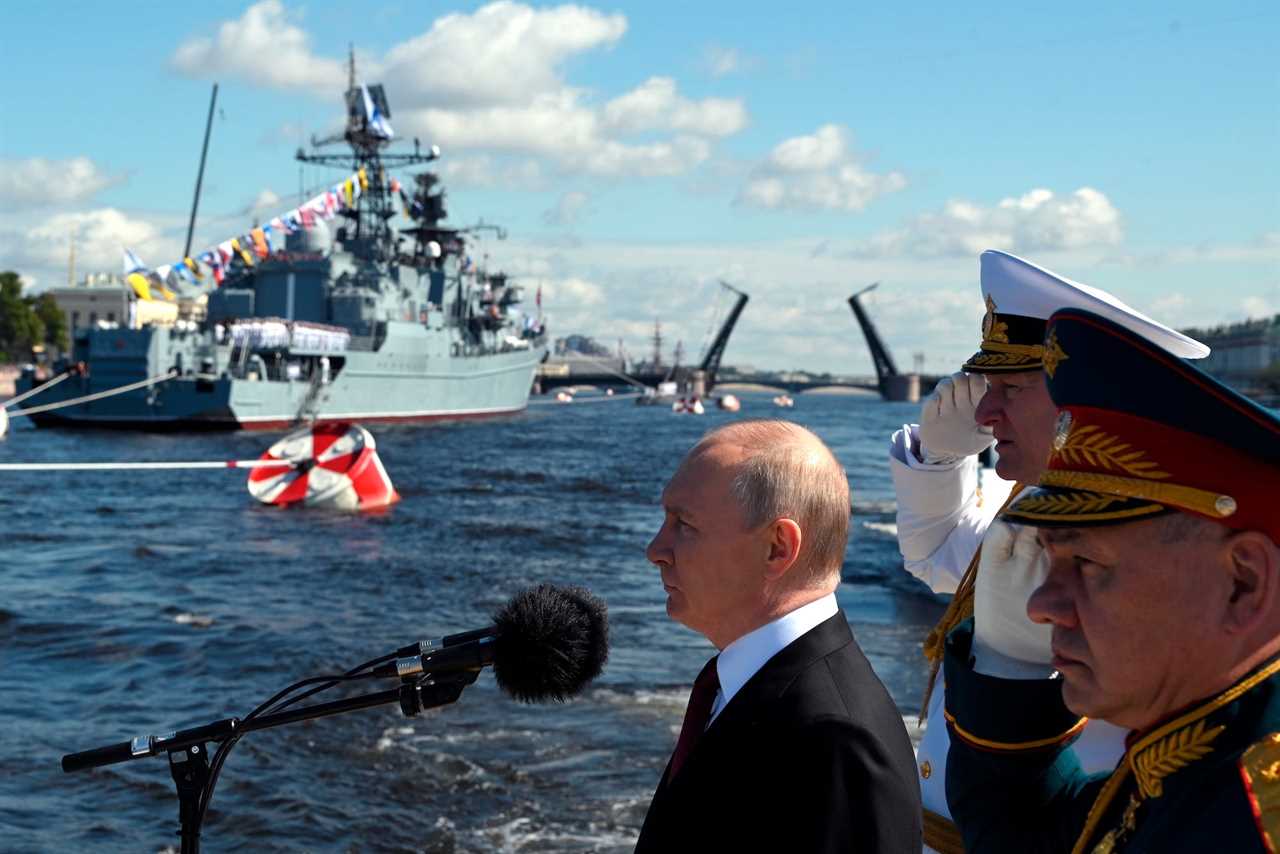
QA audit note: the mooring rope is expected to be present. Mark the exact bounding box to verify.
[0,459,296,472]
[2,369,73,409]
[5,370,178,418]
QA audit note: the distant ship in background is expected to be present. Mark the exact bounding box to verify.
[17,61,546,430]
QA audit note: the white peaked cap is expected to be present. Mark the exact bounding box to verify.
[980,250,1209,359]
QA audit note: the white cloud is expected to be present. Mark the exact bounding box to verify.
[857,187,1124,258]
[248,189,281,216]
[407,94,713,176]
[704,45,750,77]
[170,0,345,92]
[602,77,746,137]
[1149,292,1194,325]
[379,2,627,108]
[438,155,546,191]
[543,191,589,227]
[485,235,992,374]
[170,3,741,179]
[1135,231,1280,266]
[1242,294,1274,318]
[0,157,122,208]
[737,125,906,212]
[583,136,712,177]
[7,209,174,279]
[543,275,605,307]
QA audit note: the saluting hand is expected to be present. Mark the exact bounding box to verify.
[918,371,994,463]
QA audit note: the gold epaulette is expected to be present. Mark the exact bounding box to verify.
[1240,732,1280,854]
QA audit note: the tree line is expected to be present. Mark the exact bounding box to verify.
[0,271,68,362]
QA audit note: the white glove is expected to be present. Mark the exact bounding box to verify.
[973,517,1053,672]
[918,372,994,463]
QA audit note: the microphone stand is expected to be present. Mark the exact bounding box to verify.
[62,670,481,854]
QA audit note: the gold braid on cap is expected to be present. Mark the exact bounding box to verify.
[919,483,1025,721]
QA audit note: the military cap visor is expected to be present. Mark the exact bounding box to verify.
[962,250,1208,375]
[1002,309,1280,542]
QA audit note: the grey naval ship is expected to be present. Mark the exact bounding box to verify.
[17,75,547,431]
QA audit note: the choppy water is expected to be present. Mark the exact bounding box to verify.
[0,391,942,852]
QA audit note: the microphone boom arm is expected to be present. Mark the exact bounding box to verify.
[60,670,479,854]
[62,670,478,773]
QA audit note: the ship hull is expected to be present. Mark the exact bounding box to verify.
[17,322,544,432]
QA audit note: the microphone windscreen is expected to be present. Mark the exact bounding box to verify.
[491,583,609,703]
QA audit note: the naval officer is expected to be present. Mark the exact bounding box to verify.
[944,306,1280,852]
[887,250,1209,852]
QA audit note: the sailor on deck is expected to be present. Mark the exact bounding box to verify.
[944,307,1280,853]
[887,250,1208,853]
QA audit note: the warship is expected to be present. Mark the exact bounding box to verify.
[16,68,546,431]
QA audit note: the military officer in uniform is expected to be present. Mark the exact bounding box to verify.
[944,306,1280,853]
[888,250,1208,852]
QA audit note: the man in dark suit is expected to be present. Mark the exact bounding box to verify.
[637,420,922,853]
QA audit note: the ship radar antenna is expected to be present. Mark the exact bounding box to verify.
[296,49,444,265]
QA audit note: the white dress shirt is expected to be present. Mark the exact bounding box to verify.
[709,593,840,724]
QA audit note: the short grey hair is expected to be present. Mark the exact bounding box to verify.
[699,420,851,586]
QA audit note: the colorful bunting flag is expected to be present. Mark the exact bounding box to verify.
[230,238,254,266]
[126,272,154,301]
[250,228,269,258]
[121,168,360,294]
[123,248,147,275]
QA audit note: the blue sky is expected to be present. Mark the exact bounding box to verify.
[1,1,1276,373]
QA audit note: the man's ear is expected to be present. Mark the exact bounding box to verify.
[763,518,803,581]
[1223,531,1280,636]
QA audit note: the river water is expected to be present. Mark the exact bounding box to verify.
[0,391,943,852]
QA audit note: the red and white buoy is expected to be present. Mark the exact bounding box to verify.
[246,422,399,510]
[0,421,399,512]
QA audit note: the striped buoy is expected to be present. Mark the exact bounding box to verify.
[246,423,399,510]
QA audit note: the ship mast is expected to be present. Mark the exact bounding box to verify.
[294,46,437,264]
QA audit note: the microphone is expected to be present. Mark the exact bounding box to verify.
[373,583,609,703]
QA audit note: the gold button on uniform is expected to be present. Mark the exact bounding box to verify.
[921,760,932,779]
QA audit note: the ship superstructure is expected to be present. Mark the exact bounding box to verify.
[17,65,546,430]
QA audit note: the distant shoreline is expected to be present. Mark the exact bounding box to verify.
[715,382,878,397]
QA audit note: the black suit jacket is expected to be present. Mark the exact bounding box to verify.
[636,612,921,853]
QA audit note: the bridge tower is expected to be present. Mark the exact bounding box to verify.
[698,281,749,393]
[848,284,920,402]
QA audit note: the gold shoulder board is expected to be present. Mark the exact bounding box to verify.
[1240,732,1280,854]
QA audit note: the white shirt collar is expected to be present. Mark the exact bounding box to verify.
[710,593,839,723]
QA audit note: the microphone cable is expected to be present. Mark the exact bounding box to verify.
[194,651,398,832]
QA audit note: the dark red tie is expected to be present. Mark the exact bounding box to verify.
[668,656,720,781]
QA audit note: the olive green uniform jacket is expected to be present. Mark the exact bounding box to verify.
[943,619,1280,853]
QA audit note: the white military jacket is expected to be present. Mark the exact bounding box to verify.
[889,424,1127,854]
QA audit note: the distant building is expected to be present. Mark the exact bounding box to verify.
[541,333,626,379]
[553,334,613,357]
[1181,315,1280,385]
[46,273,210,334]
